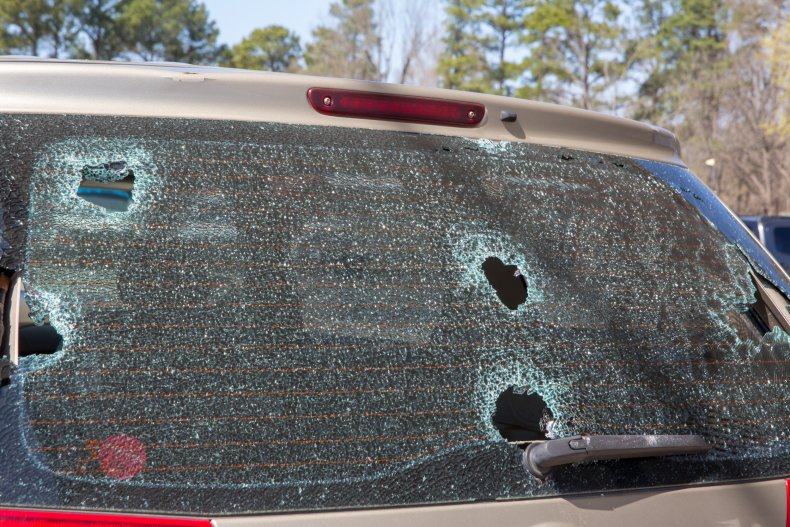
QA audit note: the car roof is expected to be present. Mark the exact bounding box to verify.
[0,57,684,167]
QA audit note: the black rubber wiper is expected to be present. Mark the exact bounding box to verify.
[523,435,711,479]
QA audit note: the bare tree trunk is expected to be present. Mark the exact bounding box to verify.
[395,0,436,85]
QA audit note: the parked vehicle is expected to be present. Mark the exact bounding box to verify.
[1,57,789,526]
[741,215,790,271]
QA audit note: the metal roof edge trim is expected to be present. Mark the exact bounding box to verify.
[0,61,685,167]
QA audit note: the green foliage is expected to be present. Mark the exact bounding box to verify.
[634,0,729,123]
[0,0,79,56]
[305,0,381,80]
[483,0,529,95]
[437,0,506,93]
[437,0,489,92]
[118,0,219,63]
[519,0,625,110]
[0,0,219,62]
[70,0,127,60]
[438,0,625,104]
[221,25,302,72]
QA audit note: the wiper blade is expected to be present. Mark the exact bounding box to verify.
[523,435,711,479]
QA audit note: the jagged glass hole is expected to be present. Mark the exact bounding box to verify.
[76,161,134,212]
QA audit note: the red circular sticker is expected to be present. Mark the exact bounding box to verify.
[98,434,146,480]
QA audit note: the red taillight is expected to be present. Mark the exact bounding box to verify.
[0,508,212,527]
[307,88,485,127]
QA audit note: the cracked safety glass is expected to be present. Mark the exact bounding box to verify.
[1,115,790,515]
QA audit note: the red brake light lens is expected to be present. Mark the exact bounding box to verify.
[307,88,485,127]
[0,508,212,527]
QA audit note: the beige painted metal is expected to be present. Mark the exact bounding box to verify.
[7,276,20,366]
[212,479,786,527]
[752,269,790,333]
[0,58,684,167]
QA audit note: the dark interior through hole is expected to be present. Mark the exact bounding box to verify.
[2,272,63,386]
[17,292,62,358]
[492,386,553,443]
[482,256,528,310]
[1,274,63,372]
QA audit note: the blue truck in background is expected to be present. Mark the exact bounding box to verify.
[741,216,790,271]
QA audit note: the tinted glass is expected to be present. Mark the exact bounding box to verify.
[1,115,790,515]
[773,227,790,256]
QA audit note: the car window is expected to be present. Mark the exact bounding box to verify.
[1,115,790,515]
[772,226,790,256]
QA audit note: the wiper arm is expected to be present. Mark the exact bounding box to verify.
[523,435,711,479]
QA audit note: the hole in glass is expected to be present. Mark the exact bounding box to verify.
[482,256,527,310]
[492,386,553,442]
[77,161,134,212]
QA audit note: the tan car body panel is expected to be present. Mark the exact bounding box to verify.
[3,58,783,525]
[0,58,684,167]
[212,479,787,527]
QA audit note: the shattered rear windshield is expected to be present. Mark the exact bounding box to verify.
[1,115,790,515]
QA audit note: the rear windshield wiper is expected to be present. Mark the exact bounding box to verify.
[523,435,711,479]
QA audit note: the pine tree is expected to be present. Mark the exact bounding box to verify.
[304,0,381,81]
[0,0,79,57]
[222,25,302,72]
[70,0,127,60]
[520,0,626,110]
[118,0,220,64]
[437,0,490,92]
[483,0,529,96]
[634,0,728,123]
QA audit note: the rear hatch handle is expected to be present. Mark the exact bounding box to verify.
[523,435,711,479]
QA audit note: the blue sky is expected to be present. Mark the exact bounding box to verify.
[202,0,336,46]
[202,0,444,85]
